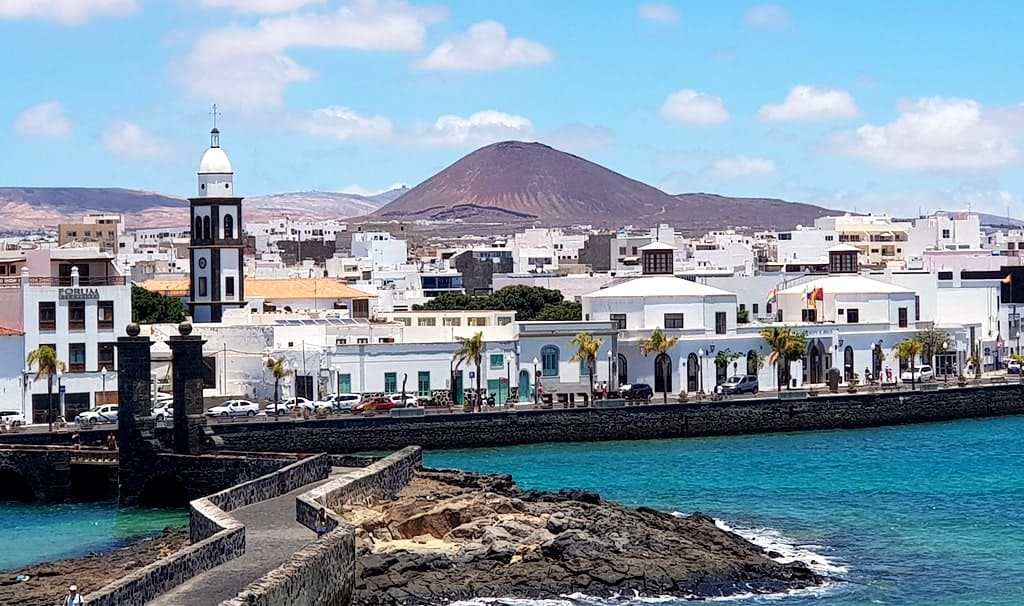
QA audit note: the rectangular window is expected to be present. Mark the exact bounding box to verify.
[68,301,85,331]
[664,313,684,329]
[225,277,235,298]
[417,317,436,326]
[198,277,208,297]
[443,317,461,326]
[618,246,627,255]
[384,372,397,393]
[898,307,908,328]
[739,303,746,311]
[609,313,626,330]
[938,271,953,280]
[490,353,504,369]
[777,233,792,240]
[468,317,488,326]
[338,373,352,393]
[824,235,834,241]
[97,342,115,369]
[97,300,114,330]
[357,337,368,344]
[68,343,86,373]
[202,356,217,388]
[715,311,727,334]
[942,229,950,239]
[766,302,773,314]
[497,316,512,326]
[846,308,860,324]
[38,302,56,332]
[352,299,369,319]
[395,317,412,326]
[915,295,921,321]
[752,303,759,314]
[417,371,430,395]
[801,309,817,322]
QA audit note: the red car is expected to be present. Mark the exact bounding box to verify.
[352,397,395,413]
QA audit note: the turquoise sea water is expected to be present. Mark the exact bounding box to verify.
[425,415,1024,606]
[0,502,187,570]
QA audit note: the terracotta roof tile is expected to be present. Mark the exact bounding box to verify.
[139,278,374,300]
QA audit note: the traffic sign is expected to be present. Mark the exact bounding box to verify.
[59,385,66,394]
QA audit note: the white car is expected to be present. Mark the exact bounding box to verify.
[315,393,362,412]
[207,399,260,417]
[388,393,429,408]
[77,404,119,425]
[264,397,315,416]
[152,404,172,421]
[900,365,934,382]
[0,410,26,429]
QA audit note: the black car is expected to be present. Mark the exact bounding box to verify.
[621,383,654,400]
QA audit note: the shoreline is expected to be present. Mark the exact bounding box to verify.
[0,526,187,606]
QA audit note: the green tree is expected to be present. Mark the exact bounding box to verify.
[639,327,680,403]
[736,308,750,324]
[132,285,187,324]
[534,301,582,321]
[569,333,604,398]
[26,345,65,431]
[454,331,485,411]
[714,348,743,378]
[760,327,807,390]
[414,286,579,321]
[915,327,951,368]
[893,338,925,389]
[265,357,291,414]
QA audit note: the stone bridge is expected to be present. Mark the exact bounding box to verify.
[0,445,118,501]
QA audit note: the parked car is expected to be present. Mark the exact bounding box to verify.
[264,397,315,416]
[387,393,431,407]
[901,365,934,382]
[620,383,654,400]
[721,374,759,395]
[152,404,172,421]
[0,410,26,429]
[315,393,362,412]
[207,399,260,417]
[77,404,119,425]
[353,396,396,413]
[1008,360,1022,375]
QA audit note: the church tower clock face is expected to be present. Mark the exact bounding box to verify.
[198,257,207,270]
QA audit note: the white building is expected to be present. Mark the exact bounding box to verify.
[351,232,408,269]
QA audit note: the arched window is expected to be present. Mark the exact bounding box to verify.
[654,353,672,393]
[541,345,559,376]
[202,216,211,241]
[617,354,627,386]
[194,217,202,241]
[224,214,234,239]
[844,346,855,381]
[747,350,759,376]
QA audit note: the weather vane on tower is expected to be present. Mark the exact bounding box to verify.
[210,103,221,129]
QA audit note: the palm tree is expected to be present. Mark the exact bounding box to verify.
[893,338,924,390]
[266,357,291,414]
[26,345,65,431]
[760,327,806,390]
[639,327,679,403]
[570,333,604,400]
[454,331,485,411]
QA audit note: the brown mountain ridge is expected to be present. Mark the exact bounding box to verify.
[370,141,836,231]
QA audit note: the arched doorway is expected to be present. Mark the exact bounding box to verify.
[654,353,672,394]
[518,369,530,402]
[844,346,855,381]
[808,343,823,384]
[687,353,698,391]
[0,468,33,501]
[139,474,189,508]
[872,344,883,380]
[617,354,627,387]
[746,350,759,376]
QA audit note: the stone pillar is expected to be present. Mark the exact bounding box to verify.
[117,322,154,506]
[168,321,207,455]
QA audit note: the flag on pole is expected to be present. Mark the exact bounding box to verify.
[1002,275,1012,284]
[766,288,777,304]
[807,287,824,310]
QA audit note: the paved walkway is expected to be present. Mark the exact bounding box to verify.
[147,472,343,606]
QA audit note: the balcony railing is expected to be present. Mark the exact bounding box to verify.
[0,276,127,289]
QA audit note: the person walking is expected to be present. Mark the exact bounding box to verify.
[63,584,84,606]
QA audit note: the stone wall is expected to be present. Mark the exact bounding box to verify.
[0,447,71,501]
[126,451,296,506]
[209,384,1024,453]
[84,453,333,606]
[220,447,422,606]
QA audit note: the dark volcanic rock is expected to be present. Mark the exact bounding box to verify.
[351,469,823,606]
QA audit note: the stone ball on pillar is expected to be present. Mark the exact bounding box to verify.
[178,321,193,336]
[126,322,141,337]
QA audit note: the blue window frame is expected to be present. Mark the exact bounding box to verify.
[490,353,504,369]
[541,345,559,376]
[579,359,592,376]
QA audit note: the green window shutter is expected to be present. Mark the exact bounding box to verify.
[384,372,397,393]
[338,373,351,393]
[417,371,430,395]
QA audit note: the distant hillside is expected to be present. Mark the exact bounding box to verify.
[370,141,835,231]
[0,186,401,230]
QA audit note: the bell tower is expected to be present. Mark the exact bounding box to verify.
[188,106,245,323]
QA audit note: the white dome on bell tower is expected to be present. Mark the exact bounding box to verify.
[197,127,233,197]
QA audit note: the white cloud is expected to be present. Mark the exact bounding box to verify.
[744,4,791,28]
[660,89,729,125]
[411,110,534,146]
[0,0,136,25]
[176,0,446,108]
[198,0,324,13]
[638,3,680,23]
[709,156,777,179]
[293,105,393,140]
[544,124,615,153]
[102,121,172,159]
[831,97,1019,170]
[416,20,552,71]
[12,101,71,137]
[757,85,860,121]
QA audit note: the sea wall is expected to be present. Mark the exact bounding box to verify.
[221,447,423,606]
[84,454,333,606]
[209,383,1024,453]
[0,446,71,501]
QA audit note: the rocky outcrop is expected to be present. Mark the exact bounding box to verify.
[351,470,821,605]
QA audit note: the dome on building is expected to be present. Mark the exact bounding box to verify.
[199,128,232,174]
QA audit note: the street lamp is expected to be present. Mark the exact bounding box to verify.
[505,352,513,406]
[52,368,63,431]
[532,357,540,405]
[697,349,704,394]
[606,350,613,394]
[100,366,108,406]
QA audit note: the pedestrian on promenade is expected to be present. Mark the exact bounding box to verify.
[63,584,84,606]
[315,507,330,537]
[71,432,81,450]
[106,433,117,451]
[602,381,609,400]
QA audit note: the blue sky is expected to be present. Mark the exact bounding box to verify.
[2,0,1024,217]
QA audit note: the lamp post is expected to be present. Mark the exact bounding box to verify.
[697,349,704,394]
[532,357,540,405]
[505,352,513,406]
[53,368,63,431]
[606,350,612,395]
[100,366,108,406]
